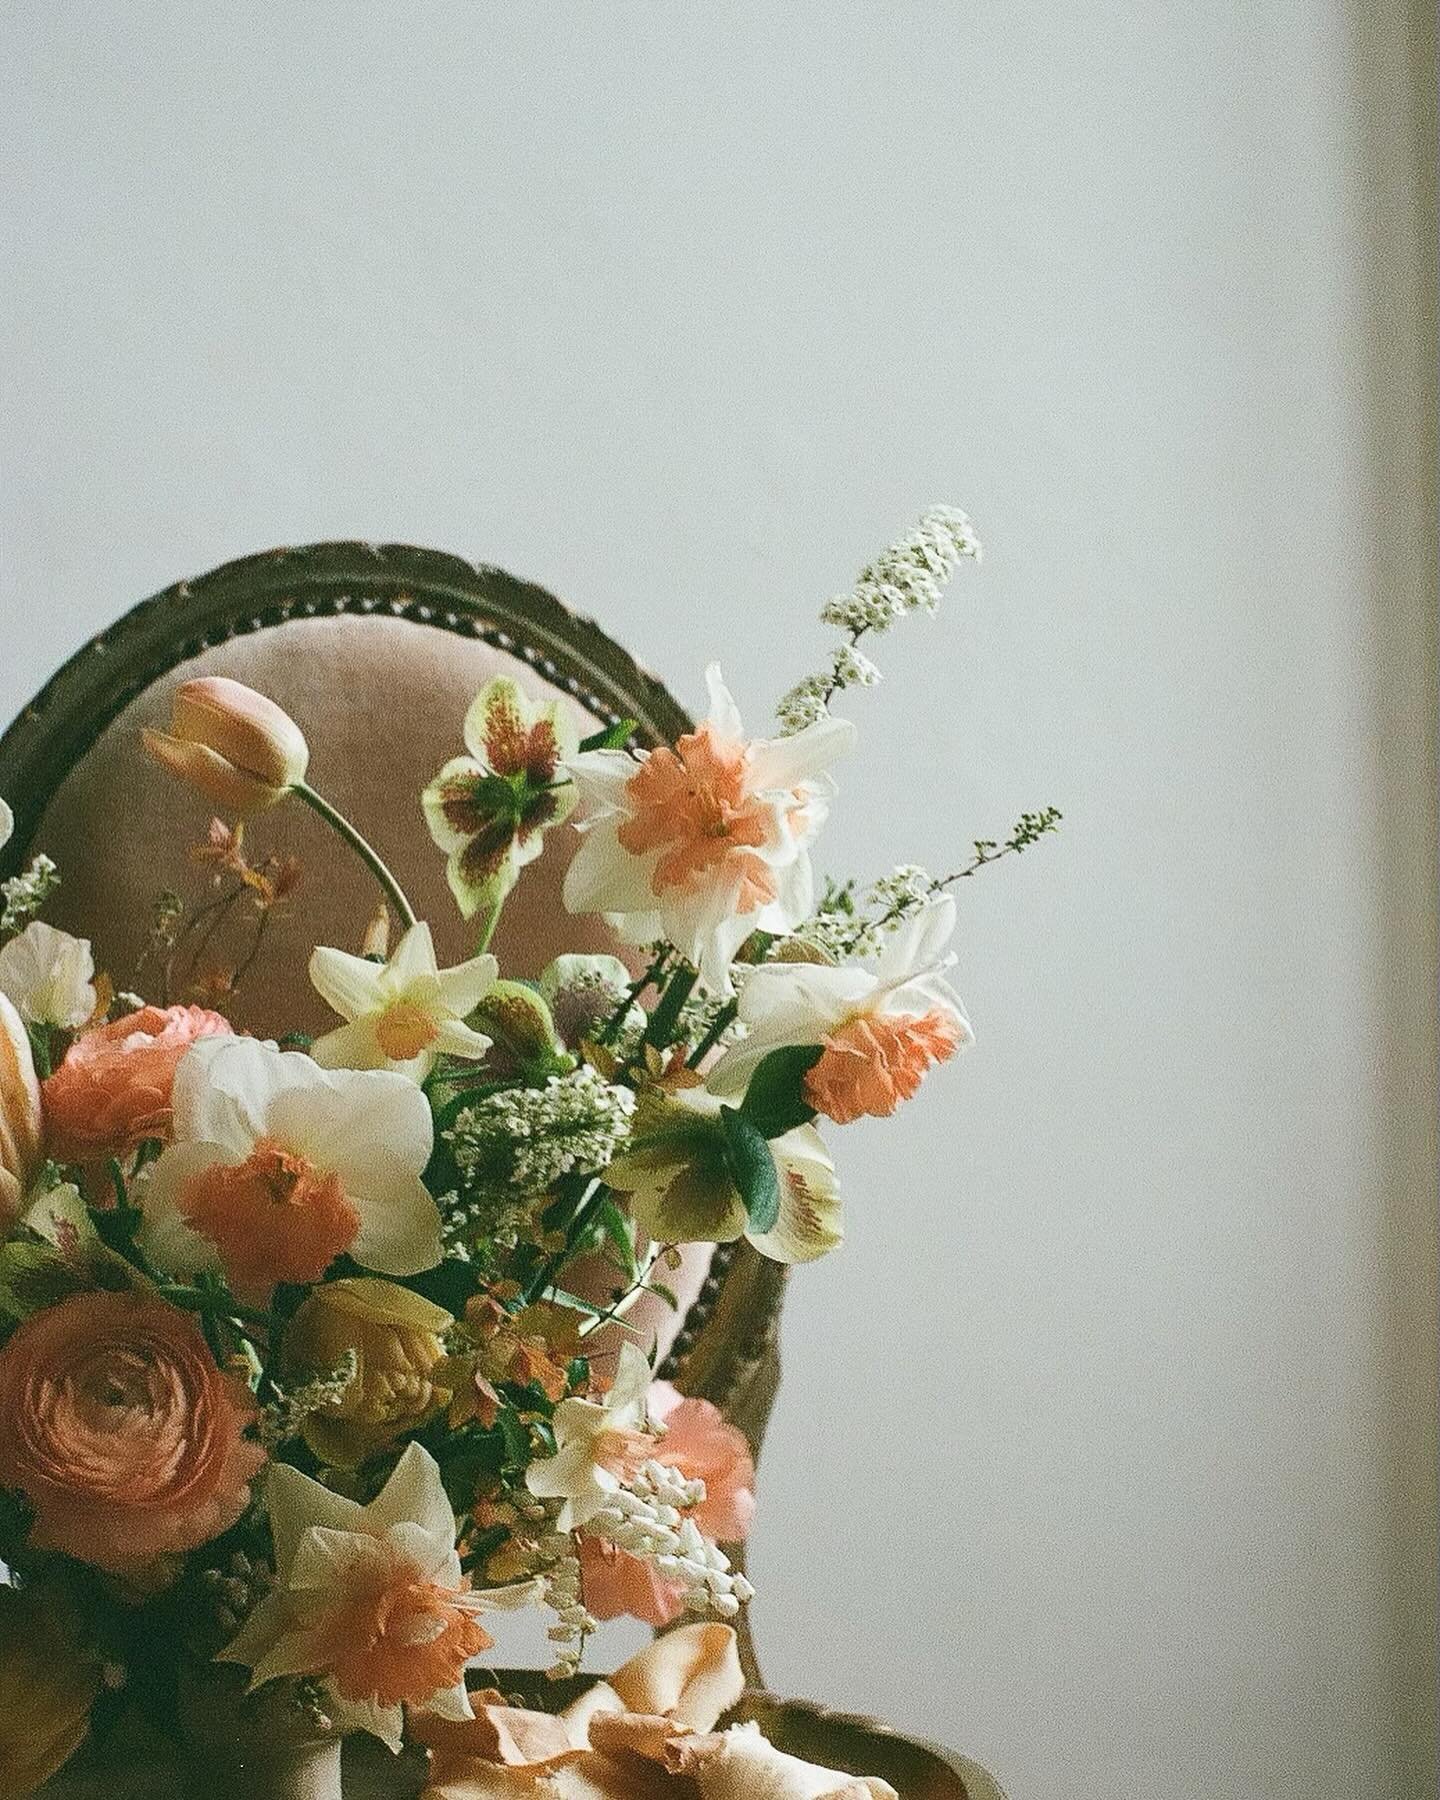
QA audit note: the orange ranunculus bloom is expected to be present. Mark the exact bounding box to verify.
[41,1004,232,1167]
[0,1288,265,1576]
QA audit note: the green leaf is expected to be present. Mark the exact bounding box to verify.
[595,1197,640,1281]
[0,1238,138,1324]
[578,718,637,753]
[644,965,697,1049]
[718,1105,780,1234]
[739,1044,823,1138]
[648,1282,680,1312]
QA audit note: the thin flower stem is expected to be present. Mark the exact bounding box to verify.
[598,950,671,1045]
[292,782,418,930]
[474,894,504,958]
[687,999,739,1069]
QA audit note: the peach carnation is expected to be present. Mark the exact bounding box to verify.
[0,1288,264,1575]
[581,1382,755,1627]
[41,1005,232,1167]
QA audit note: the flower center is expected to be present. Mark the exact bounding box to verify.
[179,1137,360,1296]
[319,1568,492,1708]
[373,1000,441,1062]
[618,725,778,908]
[803,1008,963,1124]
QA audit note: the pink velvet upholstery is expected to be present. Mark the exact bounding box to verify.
[29,614,710,1353]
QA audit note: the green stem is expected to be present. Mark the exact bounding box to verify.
[163,1286,279,1329]
[474,894,504,958]
[292,782,417,930]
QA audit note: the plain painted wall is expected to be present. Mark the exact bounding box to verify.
[2,7,1435,1797]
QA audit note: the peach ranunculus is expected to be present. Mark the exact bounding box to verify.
[41,1004,232,1167]
[579,1380,755,1627]
[0,1288,265,1576]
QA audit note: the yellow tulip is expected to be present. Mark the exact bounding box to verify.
[0,1584,100,1800]
[142,676,309,817]
[284,1277,453,1468]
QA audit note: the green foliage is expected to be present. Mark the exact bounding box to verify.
[578,718,637,753]
[740,1044,822,1138]
[717,1105,780,1234]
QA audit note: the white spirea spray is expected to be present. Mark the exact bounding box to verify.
[585,1459,755,1620]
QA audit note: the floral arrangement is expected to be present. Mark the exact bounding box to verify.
[0,511,1057,1798]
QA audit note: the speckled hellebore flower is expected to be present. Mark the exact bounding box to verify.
[422,677,579,919]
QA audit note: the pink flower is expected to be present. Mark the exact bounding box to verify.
[41,1005,232,1167]
[142,677,309,817]
[580,1383,755,1627]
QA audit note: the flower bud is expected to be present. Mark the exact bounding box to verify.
[283,1277,453,1468]
[0,1582,100,1796]
[0,993,42,1235]
[142,676,309,817]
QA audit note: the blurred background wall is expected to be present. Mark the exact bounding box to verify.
[2,6,1434,1796]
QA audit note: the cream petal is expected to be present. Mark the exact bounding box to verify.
[310,944,387,1023]
[173,1035,308,1151]
[0,797,11,851]
[329,1692,405,1754]
[747,1126,843,1265]
[565,748,639,810]
[389,921,440,986]
[422,756,488,853]
[433,1017,495,1061]
[288,1523,384,1593]
[310,1018,390,1071]
[364,1442,457,1546]
[703,663,745,741]
[875,895,956,981]
[348,1163,444,1276]
[269,1066,433,1183]
[265,1462,366,1577]
[422,1681,476,1725]
[608,1341,654,1420]
[606,1622,745,1732]
[432,952,499,1018]
[563,818,659,916]
[747,714,856,791]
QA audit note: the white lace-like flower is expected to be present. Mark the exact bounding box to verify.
[563,666,854,995]
[219,1443,538,1752]
[0,921,96,1030]
[138,1035,442,1298]
[709,898,972,1124]
[523,1340,653,1531]
[309,921,496,1081]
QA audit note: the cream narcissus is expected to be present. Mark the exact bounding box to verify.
[709,896,973,1123]
[421,675,580,919]
[219,1443,537,1752]
[308,920,497,1081]
[562,664,854,994]
[138,1035,442,1299]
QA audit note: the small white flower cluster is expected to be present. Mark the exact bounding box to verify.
[586,1459,755,1620]
[777,506,981,733]
[255,1352,358,1451]
[0,854,59,936]
[511,1492,596,1679]
[797,863,939,962]
[448,1066,636,1197]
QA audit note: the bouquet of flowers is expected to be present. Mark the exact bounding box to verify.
[0,510,1056,1799]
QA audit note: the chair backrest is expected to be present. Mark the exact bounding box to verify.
[0,543,787,1469]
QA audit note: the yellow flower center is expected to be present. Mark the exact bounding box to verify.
[374,1001,441,1062]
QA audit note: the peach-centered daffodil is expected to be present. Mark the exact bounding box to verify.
[138,1035,441,1300]
[309,921,496,1081]
[220,1443,538,1753]
[422,677,580,920]
[523,1340,654,1532]
[563,665,854,995]
[709,897,973,1123]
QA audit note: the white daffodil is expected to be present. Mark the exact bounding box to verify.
[709,898,973,1124]
[524,1340,654,1531]
[604,1087,843,1266]
[0,921,97,1030]
[220,1443,538,1753]
[138,1035,441,1299]
[309,921,496,1081]
[562,665,854,996]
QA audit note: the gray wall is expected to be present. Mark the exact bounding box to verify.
[2,7,1435,1797]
